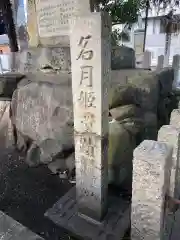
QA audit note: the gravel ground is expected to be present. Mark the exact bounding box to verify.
[0,147,73,240]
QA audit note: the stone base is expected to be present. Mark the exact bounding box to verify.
[45,187,131,240]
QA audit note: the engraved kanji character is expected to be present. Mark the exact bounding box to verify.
[78,91,96,108]
[76,35,93,60]
[80,66,93,86]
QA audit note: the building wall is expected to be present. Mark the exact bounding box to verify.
[144,17,180,65]
[119,15,180,66]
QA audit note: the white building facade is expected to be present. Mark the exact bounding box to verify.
[118,7,180,66]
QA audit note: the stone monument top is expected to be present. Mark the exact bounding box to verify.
[27,0,90,47]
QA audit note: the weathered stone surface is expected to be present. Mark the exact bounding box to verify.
[45,187,131,240]
[0,210,44,240]
[131,140,173,240]
[70,12,111,221]
[158,125,180,199]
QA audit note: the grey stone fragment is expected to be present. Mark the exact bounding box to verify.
[132,140,173,240]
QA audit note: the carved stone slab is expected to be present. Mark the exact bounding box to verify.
[27,0,90,47]
[45,187,131,240]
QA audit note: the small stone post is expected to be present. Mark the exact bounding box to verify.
[157,55,164,71]
[70,12,111,221]
[131,140,173,239]
[172,55,180,88]
[158,125,180,199]
[142,50,151,69]
[172,54,180,70]
[170,109,180,129]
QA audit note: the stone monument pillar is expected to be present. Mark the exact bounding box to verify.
[71,12,111,221]
[45,11,131,240]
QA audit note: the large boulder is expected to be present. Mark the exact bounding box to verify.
[11,72,73,143]
[11,72,74,166]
